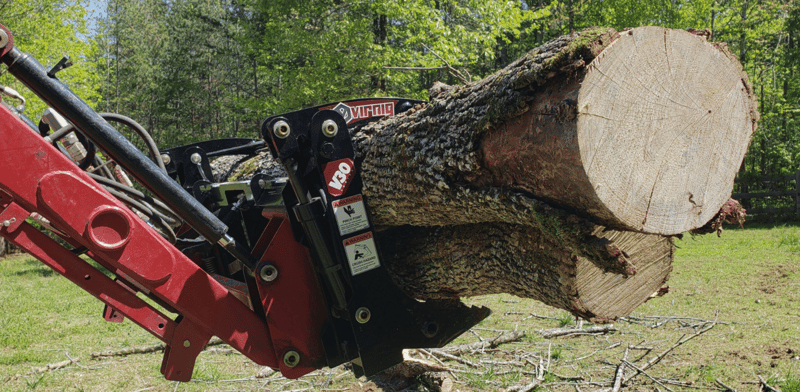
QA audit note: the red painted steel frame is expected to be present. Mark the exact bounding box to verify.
[0,104,323,380]
[254,211,328,378]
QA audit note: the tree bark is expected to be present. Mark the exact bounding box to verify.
[355,26,755,235]
[215,26,755,321]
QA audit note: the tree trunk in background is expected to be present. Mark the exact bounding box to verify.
[218,26,755,321]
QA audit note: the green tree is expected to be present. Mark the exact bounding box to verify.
[0,0,100,118]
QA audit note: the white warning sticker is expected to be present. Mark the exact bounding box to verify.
[332,194,369,236]
[343,232,380,276]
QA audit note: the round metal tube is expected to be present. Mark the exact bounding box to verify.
[1,48,253,268]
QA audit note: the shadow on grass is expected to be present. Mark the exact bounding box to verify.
[10,259,56,278]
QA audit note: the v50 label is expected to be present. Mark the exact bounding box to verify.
[324,158,355,197]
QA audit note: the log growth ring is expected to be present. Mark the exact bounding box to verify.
[577,26,754,234]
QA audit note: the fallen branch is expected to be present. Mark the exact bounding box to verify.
[427,349,480,368]
[521,313,561,322]
[90,337,225,359]
[716,378,739,392]
[439,330,526,355]
[571,342,622,362]
[622,360,674,392]
[611,346,628,392]
[623,319,717,384]
[758,375,779,392]
[31,358,77,374]
[505,379,541,392]
[538,325,617,338]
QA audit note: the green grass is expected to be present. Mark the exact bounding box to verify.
[1,222,800,390]
[781,373,800,392]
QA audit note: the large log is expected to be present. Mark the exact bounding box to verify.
[377,224,673,323]
[356,26,756,235]
[214,26,755,321]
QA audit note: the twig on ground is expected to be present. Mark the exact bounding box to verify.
[205,347,237,355]
[572,342,622,362]
[656,378,705,389]
[622,315,731,326]
[537,356,544,380]
[469,329,486,342]
[551,371,584,381]
[522,313,560,321]
[505,378,541,392]
[758,375,779,392]
[31,358,76,374]
[64,352,91,370]
[538,325,617,338]
[544,343,552,379]
[419,349,449,367]
[428,349,479,368]
[623,318,717,384]
[622,360,673,392]
[439,331,525,355]
[611,346,629,392]
[716,378,739,392]
[90,337,225,359]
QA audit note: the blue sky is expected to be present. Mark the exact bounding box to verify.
[85,0,106,33]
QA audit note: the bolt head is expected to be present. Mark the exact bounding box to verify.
[283,350,300,367]
[321,119,338,137]
[161,154,171,165]
[183,340,191,348]
[190,153,202,165]
[273,120,291,139]
[355,307,371,324]
[259,264,278,282]
[320,142,335,158]
[258,179,267,189]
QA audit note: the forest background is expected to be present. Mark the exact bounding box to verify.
[0,0,794,182]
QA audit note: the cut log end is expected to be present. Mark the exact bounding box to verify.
[481,26,756,235]
[578,27,755,234]
[572,228,674,322]
[378,223,673,323]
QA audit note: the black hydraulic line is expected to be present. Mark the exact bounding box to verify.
[0,47,256,270]
[99,112,167,172]
[206,139,266,158]
[88,172,181,226]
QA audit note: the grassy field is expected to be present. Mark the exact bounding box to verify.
[1,223,800,391]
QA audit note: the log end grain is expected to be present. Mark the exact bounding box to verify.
[571,228,674,322]
[577,26,756,234]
